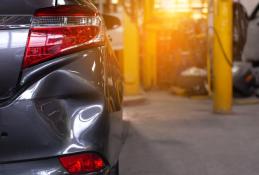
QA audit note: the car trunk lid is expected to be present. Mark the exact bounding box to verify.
[0,0,57,101]
[0,16,31,100]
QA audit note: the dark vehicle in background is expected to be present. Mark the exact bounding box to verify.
[0,0,124,174]
[233,2,259,97]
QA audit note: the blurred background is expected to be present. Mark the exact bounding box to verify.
[90,1,259,174]
[91,0,259,102]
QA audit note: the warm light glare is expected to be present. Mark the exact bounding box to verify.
[192,12,203,20]
[154,0,207,12]
[155,0,190,12]
[111,0,118,4]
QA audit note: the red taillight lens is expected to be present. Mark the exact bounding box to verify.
[23,5,104,68]
[59,153,105,174]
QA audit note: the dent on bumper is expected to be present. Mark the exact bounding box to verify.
[0,69,109,163]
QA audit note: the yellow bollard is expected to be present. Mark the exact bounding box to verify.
[123,10,141,96]
[213,0,233,113]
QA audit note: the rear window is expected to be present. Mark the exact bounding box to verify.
[0,0,55,14]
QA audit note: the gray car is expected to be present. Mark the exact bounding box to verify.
[0,0,124,174]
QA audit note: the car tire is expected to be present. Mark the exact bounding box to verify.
[110,162,119,175]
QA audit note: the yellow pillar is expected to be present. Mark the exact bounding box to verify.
[213,0,233,113]
[144,0,153,22]
[123,10,141,96]
[143,27,157,90]
[142,0,157,90]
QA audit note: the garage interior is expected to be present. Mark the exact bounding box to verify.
[93,0,259,174]
[97,0,259,107]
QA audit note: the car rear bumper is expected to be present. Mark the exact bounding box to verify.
[0,157,110,175]
[0,47,124,171]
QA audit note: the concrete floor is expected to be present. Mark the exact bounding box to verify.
[120,91,259,175]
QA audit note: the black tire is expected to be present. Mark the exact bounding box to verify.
[110,162,119,175]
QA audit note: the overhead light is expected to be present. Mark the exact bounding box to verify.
[111,0,119,4]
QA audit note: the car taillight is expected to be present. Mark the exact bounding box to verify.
[59,153,105,174]
[23,5,104,68]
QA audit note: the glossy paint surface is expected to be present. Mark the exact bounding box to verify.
[0,29,29,100]
[0,46,124,170]
[0,0,55,14]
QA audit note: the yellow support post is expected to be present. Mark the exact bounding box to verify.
[144,0,153,22]
[213,0,233,113]
[142,0,157,90]
[123,10,141,96]
[143,27,157,90]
